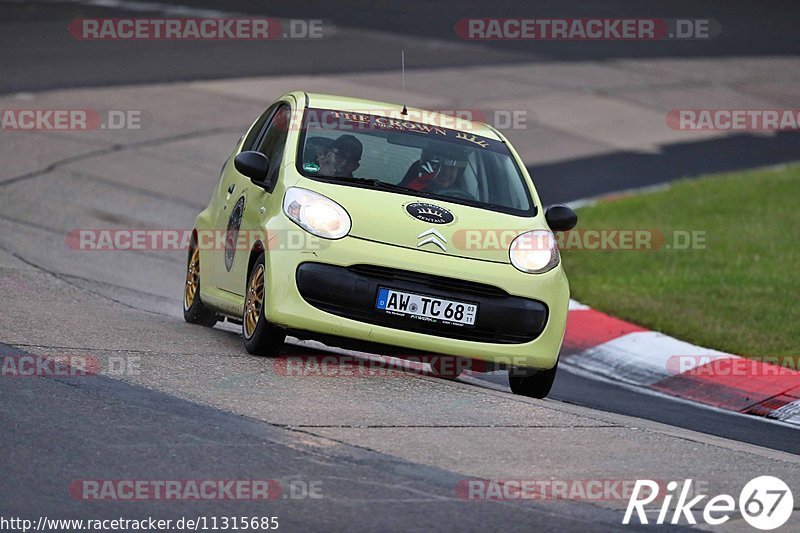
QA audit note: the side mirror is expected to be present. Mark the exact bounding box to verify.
[545,204,578,232]
[234,151,271,186]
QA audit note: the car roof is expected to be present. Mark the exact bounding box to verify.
[281,91,503,141]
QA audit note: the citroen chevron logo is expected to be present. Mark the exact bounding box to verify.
[417,228,447,252]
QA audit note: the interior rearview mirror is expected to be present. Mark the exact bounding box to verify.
[234,151,271,186]
[545,204,578,232]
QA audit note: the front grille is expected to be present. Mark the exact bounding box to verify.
[347,264,509,298]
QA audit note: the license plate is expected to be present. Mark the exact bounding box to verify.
[375,287,478,326]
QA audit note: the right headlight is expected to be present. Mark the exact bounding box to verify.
[282,187,351,240]
[509,230,560,274]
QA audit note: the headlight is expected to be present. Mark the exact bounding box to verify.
[509,230,559,273]
[283,187,351,239]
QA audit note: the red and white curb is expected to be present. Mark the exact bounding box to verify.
[560,299,800,426]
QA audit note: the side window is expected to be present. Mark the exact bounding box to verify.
[255,105,291,181]
[242,104,278,151]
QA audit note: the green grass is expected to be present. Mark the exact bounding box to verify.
[561,164,800,361]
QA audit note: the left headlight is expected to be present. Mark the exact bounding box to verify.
[509,230,560,274]
[283,187,351,240]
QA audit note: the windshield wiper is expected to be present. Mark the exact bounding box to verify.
[318,175,424,194]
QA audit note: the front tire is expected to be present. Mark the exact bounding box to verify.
[508,362,558,399]
[183,244,218,327]
[242,252,286,356]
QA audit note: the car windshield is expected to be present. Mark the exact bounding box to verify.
[297,108,534,215]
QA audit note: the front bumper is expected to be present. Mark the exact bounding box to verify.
[263,233,569,370]
[296,263,548,344]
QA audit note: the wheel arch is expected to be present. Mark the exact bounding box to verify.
[248,240,266,278]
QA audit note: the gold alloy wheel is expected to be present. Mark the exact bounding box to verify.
[184,248,200,310]
[244,264,265,339]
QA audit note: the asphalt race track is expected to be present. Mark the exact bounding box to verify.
[1,1,799,531]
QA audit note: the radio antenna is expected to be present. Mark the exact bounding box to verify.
[401,50,408,115]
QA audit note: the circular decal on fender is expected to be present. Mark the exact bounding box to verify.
[405,202,455,225]
[224,196,245,272]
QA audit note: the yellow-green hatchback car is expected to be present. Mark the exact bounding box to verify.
[183,92,577,398]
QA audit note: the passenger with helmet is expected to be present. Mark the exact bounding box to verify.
[400,146,470,197]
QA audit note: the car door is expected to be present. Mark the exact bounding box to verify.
[217,103,292,296]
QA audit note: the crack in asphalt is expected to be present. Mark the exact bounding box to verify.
[6,343,241,355]
[0,126,240,188]
[67,168,208,210]
[0,213,64,236]
[280,424,619,428]
[0,213,185,267]
[0,243,171,317]
[58,271,180,300]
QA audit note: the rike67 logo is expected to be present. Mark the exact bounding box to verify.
[624,476,793,529]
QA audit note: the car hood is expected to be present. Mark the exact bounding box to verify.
[302,180,542,264]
